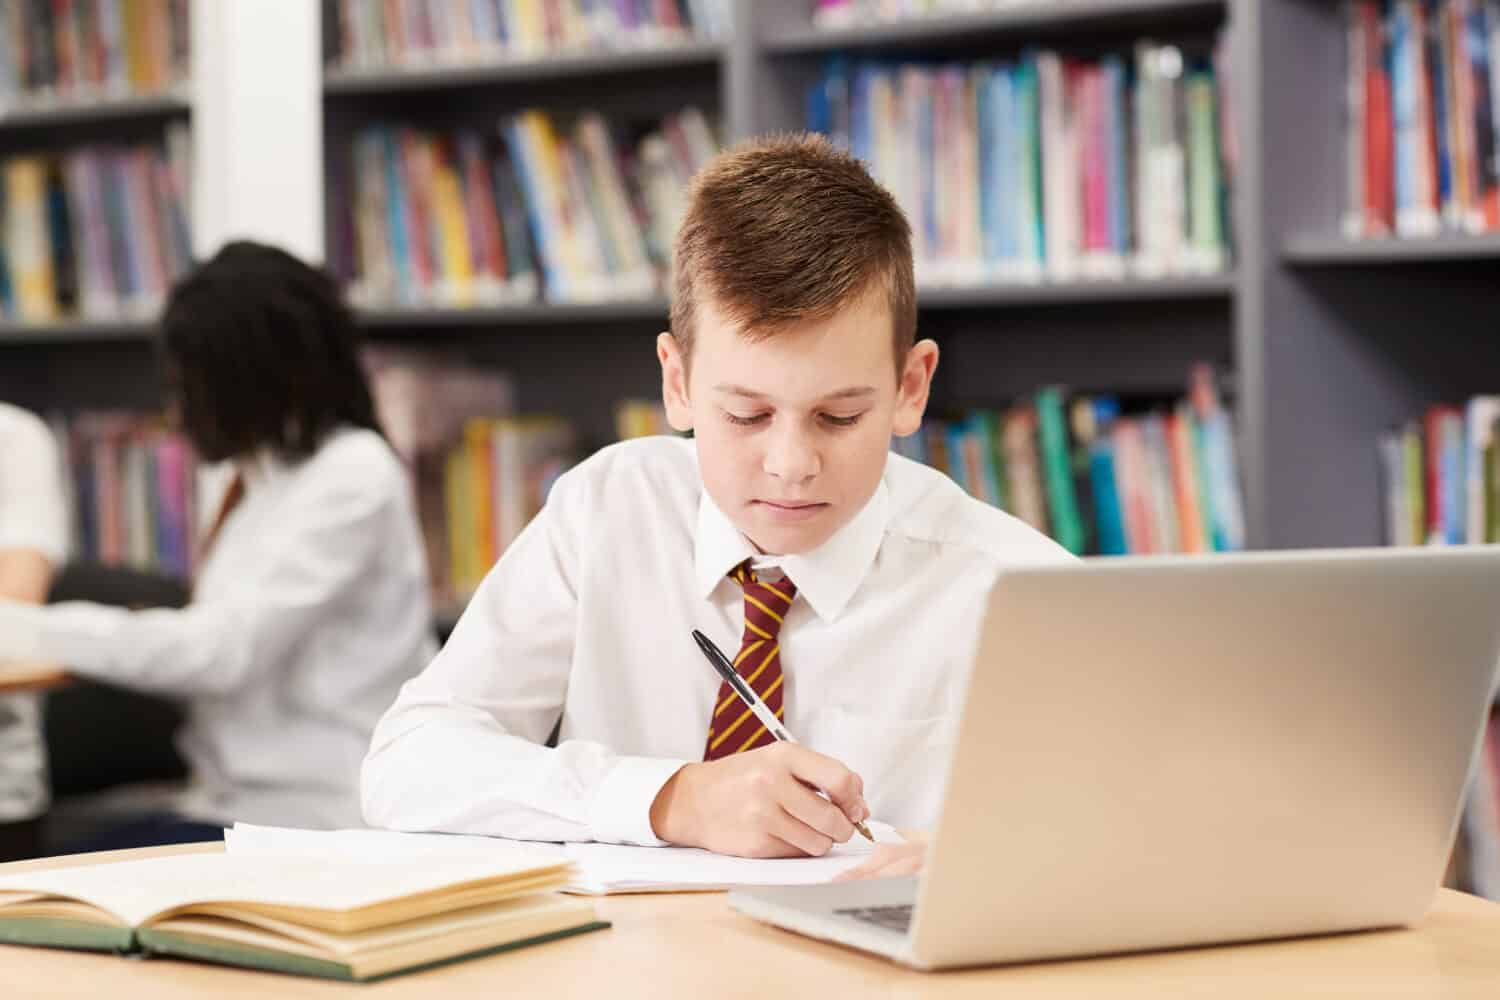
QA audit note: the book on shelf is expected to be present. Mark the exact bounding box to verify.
[894,365,1246,556]
[807,37,1234,286]
[0,123,191,325]
[0,849,605,983]
[53,411,200,581]
[0,0,189,111]
[333,107,720,310]
[615,397,671,439]
[1344,0,1500,239]
[1379,394,1500,545]
[325,0,731,70]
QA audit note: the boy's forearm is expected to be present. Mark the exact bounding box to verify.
[360,707,690,845]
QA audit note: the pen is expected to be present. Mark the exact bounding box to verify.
[691,628,875,843]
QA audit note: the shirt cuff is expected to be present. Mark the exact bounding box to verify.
[589,755,693,846]
[0,600,46,663]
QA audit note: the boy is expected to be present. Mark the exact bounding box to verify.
[362,134,1071,859]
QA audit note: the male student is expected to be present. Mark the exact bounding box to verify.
[0,402,68,862]
[362,134,1073,859]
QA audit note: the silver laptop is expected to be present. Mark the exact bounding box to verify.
[730,547,1500,969]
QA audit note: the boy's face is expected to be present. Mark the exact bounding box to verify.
[658,289,938,555]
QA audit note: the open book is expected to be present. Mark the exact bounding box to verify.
[0,851,605,982]
[225,821,904,894]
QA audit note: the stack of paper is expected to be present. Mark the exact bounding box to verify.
[224,822,902,895]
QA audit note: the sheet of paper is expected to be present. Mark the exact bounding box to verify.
[0,850,569,927]
[226,823,904,895]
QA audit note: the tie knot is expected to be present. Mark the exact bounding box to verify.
[730,561,796,640]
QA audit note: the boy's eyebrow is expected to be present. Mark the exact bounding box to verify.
[712,384,878,401]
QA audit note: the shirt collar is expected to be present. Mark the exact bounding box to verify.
[694,476,891,623]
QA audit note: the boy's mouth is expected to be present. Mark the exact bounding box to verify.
[754,499,830,522]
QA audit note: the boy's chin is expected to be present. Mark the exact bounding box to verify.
[741,508,846,557]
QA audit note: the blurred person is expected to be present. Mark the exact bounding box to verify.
[0,402,68,861]
[0,241,436,851]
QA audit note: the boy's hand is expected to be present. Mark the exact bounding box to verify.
[649,743,870,858]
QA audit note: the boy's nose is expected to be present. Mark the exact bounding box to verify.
[763,427,820,483]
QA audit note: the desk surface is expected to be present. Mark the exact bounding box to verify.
[0,662,68,693]
[3,844,1500,998]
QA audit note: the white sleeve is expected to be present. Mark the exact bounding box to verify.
[0,408,68,565]
[1,461,398,699]
[361,467,687,847]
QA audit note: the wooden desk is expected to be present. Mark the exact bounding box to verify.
[0,662,69,694]
[3,845,1500,998]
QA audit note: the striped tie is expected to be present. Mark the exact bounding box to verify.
[704,561,797,761]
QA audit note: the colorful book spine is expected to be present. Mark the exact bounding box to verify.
[1352,0,1500,236]
[900,369,1243,557]
[0,127,192,323]
[346,107,718,309]
[811,40,1233,286]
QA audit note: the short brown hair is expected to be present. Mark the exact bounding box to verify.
[670,133,916,371]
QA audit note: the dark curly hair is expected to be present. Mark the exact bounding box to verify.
[159,241,382,462]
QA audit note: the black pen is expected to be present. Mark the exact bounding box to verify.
[691,628,875,842]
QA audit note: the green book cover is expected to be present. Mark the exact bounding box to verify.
[135,920,610,984]
[0,917,135,954]
[1035,387,1085,554]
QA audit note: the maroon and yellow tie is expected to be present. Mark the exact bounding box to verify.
[704,562,797,761]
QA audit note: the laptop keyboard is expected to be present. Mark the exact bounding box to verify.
[835,904,914,933]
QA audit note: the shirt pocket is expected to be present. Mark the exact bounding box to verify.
[804,705,956,832]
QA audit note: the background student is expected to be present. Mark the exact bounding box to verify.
[362,135,1073,857]
[0,241,436,851]
[0,403,68,862]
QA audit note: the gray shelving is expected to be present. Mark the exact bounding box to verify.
[19,0,1471,555]
[0,319,156,345]
[0,90,189,131]
[764,0,1226,53]
[324,41,723,96]
[1283,233,1500,266]
[358,299,671,329]
[918,274,1235,308]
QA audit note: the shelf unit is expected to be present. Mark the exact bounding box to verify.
[0,90,189,130]
[10,0,1488,554]
[1283,233,1500,267]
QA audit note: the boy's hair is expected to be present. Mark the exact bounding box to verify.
[670,132,916,371]
[159,240,384,462]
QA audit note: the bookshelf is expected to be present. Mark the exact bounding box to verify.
[763,0,1227,52]
[323,41,725,95]
[0,91,190,131]
[14,0,1496,557]
[1283,233,1500,266]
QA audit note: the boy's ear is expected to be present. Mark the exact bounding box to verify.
[892,338,939,438]
[657,332,695,433]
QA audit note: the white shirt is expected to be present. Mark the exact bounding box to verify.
[0,427,437,829]
[362,435,1072,845]
[0,403,68,823]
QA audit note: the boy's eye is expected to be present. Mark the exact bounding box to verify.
[724,411,770,427]
[821,412,864,428]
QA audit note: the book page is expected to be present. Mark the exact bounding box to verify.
[0,849,569,927]
[226,822,904,894]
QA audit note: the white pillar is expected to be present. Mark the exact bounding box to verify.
[190,0,323,263]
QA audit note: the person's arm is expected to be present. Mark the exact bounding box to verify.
[0,458,401,698]
[0,408,66,607]
[361,467,691,846]
[361,464,871,855]
[0,550,54,605]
